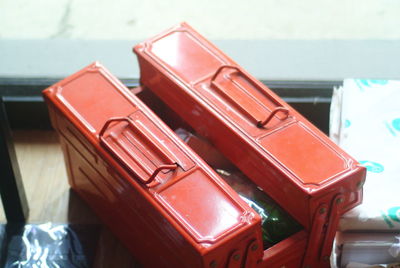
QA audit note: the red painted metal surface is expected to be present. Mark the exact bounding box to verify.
[43,63,273,267]
[41,23,366,267]
[134,22,366,267]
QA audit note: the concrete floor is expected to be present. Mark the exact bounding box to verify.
[1,0,400,80]
[1,0,400,40]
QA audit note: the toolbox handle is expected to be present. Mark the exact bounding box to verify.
[211,65,289,128]
[256,107,289,128]
[99,117,178,185]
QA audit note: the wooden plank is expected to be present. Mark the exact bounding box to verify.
[0,98,29,222]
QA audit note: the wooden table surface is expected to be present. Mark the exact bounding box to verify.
[1,130,140,267]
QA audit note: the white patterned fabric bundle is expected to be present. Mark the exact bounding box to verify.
[330,79,400,267]
[331,79,400,231]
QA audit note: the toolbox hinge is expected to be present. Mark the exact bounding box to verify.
[302,194,345,268]
[244,239,260,267]
[226,249,243,268]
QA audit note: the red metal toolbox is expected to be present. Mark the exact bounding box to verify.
[43,63,309,268]
[134,22,366,267]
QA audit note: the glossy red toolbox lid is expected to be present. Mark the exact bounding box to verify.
[156,169,254,243]
[148,30,224,84]
[43,62,262,252]
[134,24,367,241]
[135,23,358,190]
[258,122,347,185]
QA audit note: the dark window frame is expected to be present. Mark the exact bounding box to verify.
[0,78,339,133]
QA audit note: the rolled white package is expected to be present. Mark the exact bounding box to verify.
[330,79,400,267]
[330,79,400,232]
